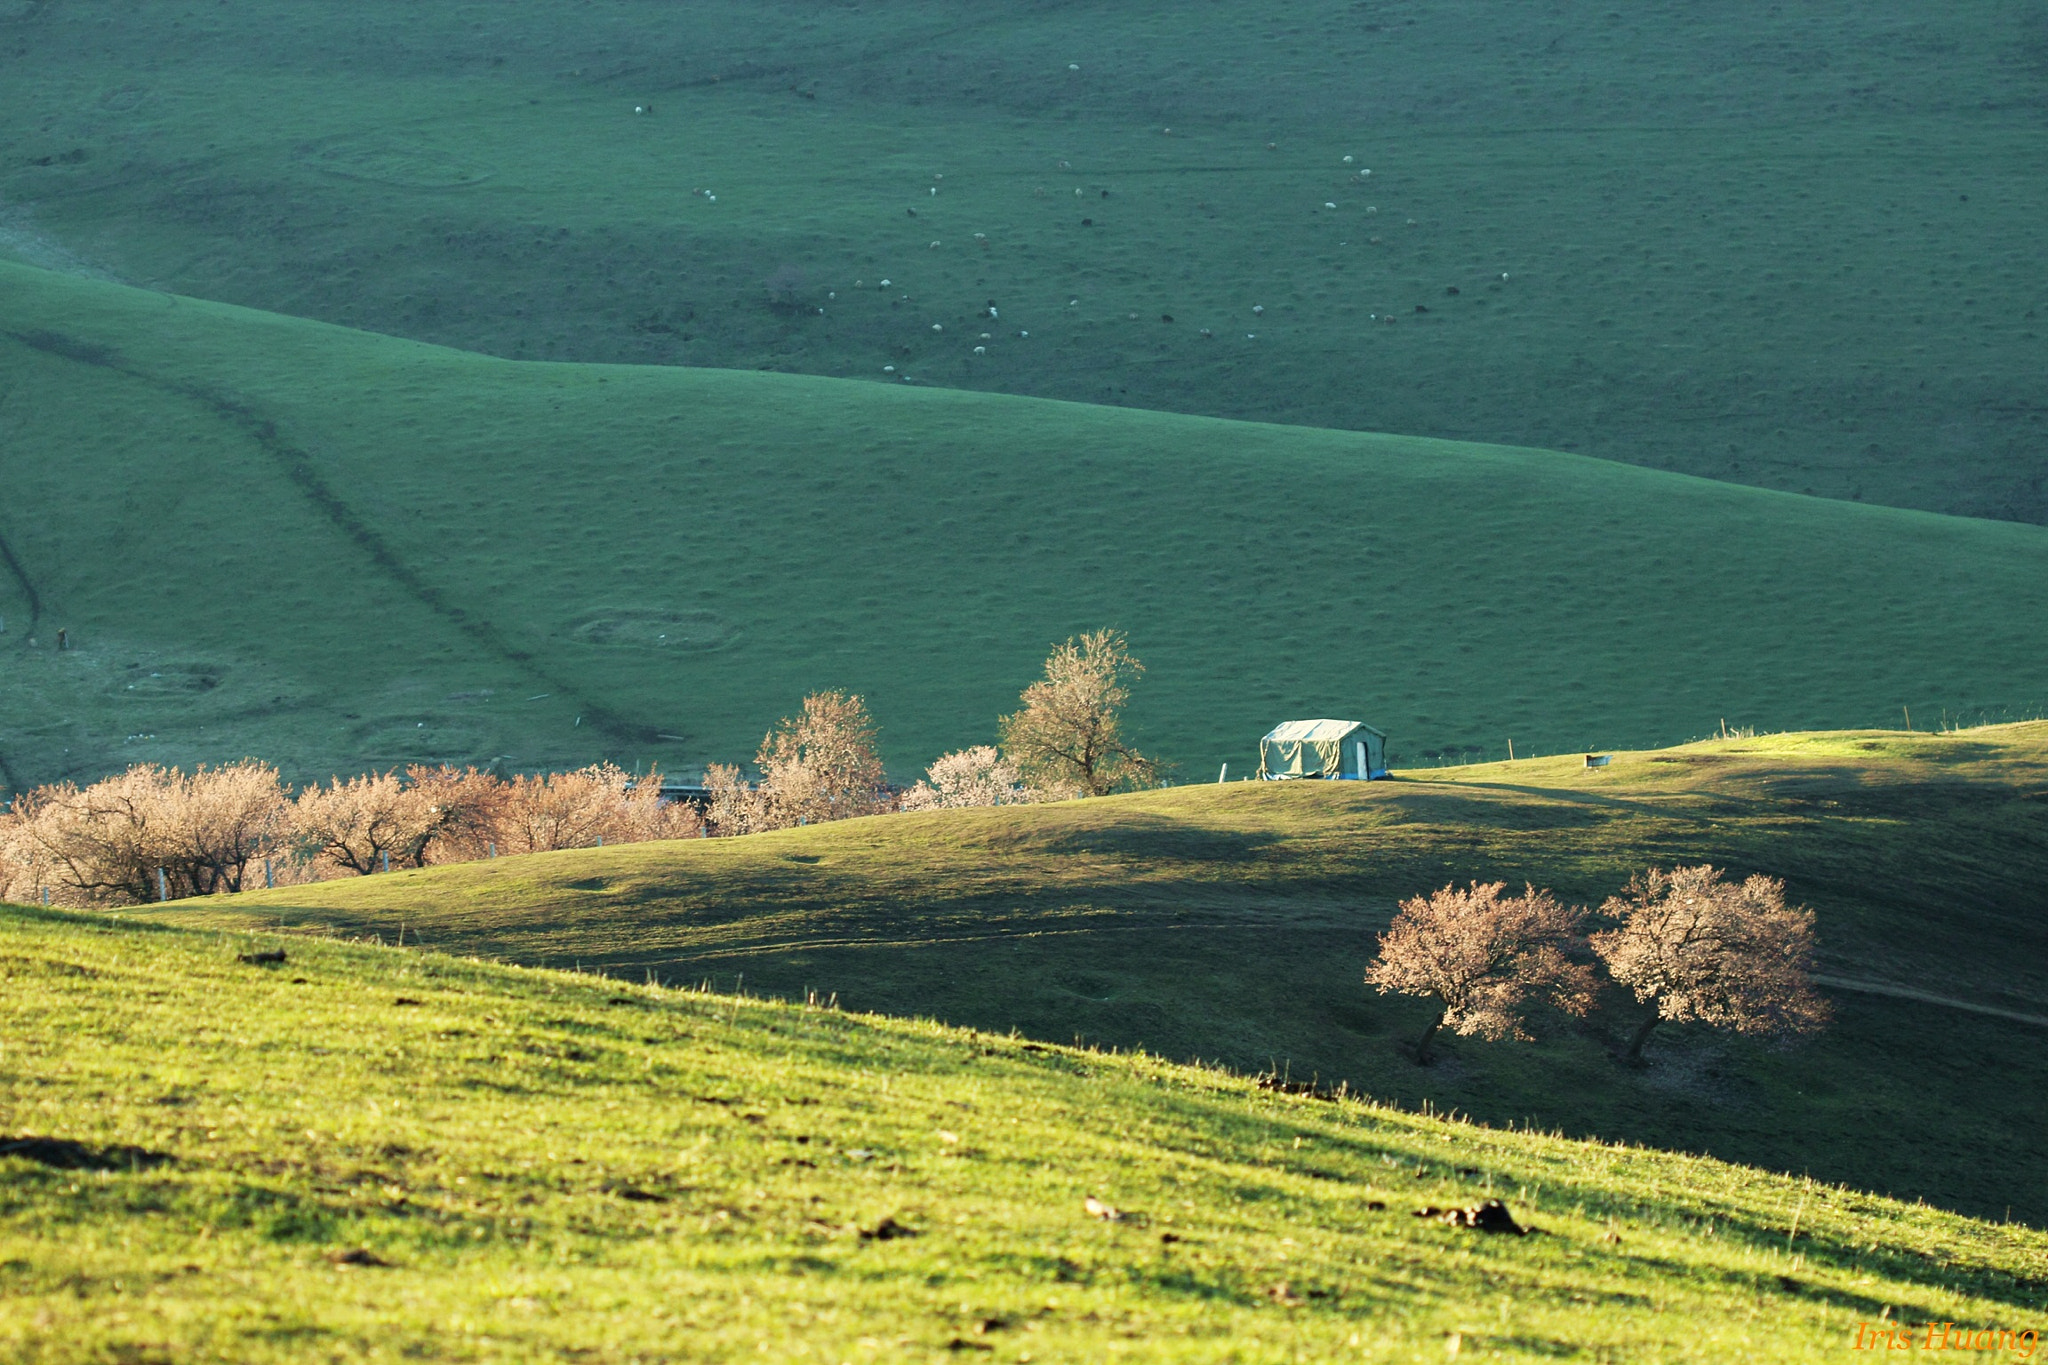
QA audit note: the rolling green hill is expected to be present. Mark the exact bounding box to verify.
[3,0,2044,520]
[3,903,2043,1362]
[3,258,2046,796]
[156,725,2048,1226]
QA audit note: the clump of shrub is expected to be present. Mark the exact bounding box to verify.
[701,691,891,835]
[898,746,1029,811]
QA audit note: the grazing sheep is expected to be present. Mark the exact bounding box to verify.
[932,323,943,331]
[1324,201,1337,209]
[1252,304,1264,315]
[973,346,986,355]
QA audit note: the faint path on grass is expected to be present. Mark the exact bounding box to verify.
[1812,973,2048,1029]
[1,326,659,747]
[1395,776,1720,824]
[0,515,45,797]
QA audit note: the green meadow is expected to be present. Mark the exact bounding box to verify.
[4,3,2047,1354]
[3,259,2046,793]
[163,725,2048,1227]
[3,0,2044,519]
[2,903,2043,1363]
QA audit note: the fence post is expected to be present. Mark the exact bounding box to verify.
[1217,763,1228,784]
[381,849,391,874]
[157,868,168,902]
[264,858,274,890]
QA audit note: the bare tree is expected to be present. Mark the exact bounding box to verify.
[755,691,888,829]
[898,745,1027,811]
[403,765,514,865]
[701,762,762,836]
[1590,865,1830,1063]
[1366,881,1596,1064]
[3,762,286,904]
[289,772,443,876]
[492,764,697,853]
[998,629,1156,798]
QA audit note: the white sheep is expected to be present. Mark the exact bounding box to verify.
[973,346,987,355]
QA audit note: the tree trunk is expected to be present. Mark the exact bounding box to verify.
[1625,1009,1661,1064]
[1415,1009,1449,1065]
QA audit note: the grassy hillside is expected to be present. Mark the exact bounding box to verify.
[162,725,2048,1225]
[3,1,2045,520]
[3,259,2047,795]
[2,905,2042,1362]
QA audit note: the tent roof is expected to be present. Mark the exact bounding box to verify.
[1261,718,1385,743]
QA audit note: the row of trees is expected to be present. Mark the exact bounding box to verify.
[0,761,701,907]
[1366,865,1830,1064]
[0,630,1159,905]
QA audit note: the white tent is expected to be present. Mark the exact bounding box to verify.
[1257,719,1387,781]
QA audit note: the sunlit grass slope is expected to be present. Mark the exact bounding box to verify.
[3,0,2045,519]
[3,259,2046,794]
[171,725,2048,1225]
[3,907,2043,1362]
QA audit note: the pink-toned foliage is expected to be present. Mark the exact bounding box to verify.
[898,746,1027,811]
[1590,864,1829,1061]
[1,761,287,905]
[1366,881,1596,1063]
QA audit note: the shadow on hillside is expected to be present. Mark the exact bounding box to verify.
[0,1135,174,1171]
[671,927,2048,1229]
